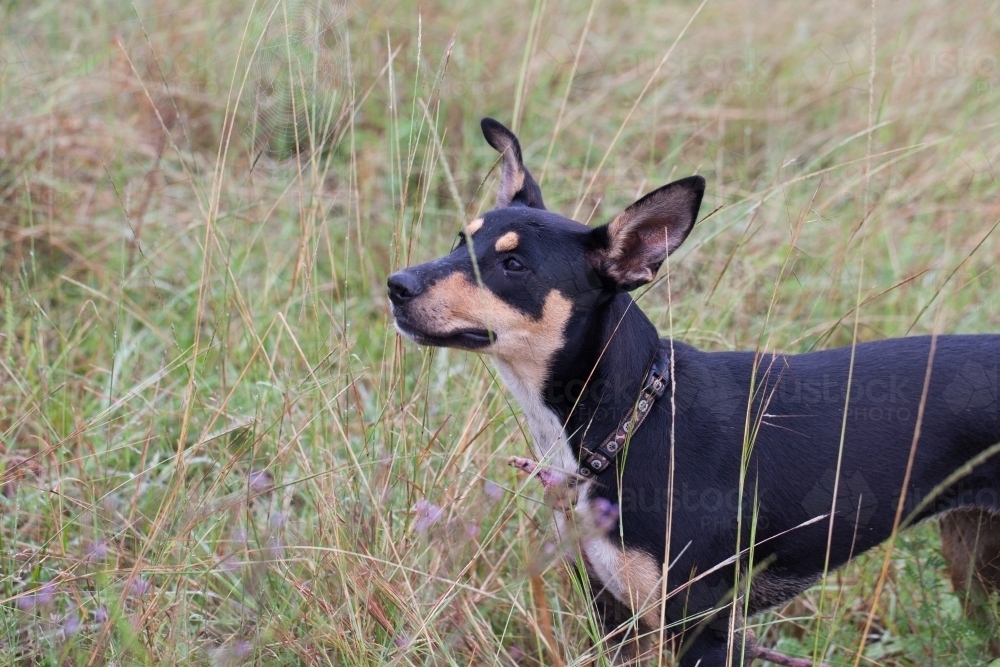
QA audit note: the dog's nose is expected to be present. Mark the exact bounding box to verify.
[387,270,423,303]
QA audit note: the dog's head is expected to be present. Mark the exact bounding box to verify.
[388,118,704,391]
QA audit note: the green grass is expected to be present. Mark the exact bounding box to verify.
[2,0,1000,664]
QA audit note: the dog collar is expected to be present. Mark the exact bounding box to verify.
[577,348,670,478]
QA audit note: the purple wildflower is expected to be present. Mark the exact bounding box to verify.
[266,537,284,559]
[212,639,253,667]
[591,497,619,533]
[36,582,56,605]
[128,577,152,597]
[413,499,443,532]
[18,582,56,609]
[483,480,504,502]
[61,614,81,637]
[85,539,109,563]
[93,606,109,624]
[232,638,252,659]
[393,631,411,649]
[464,522,479,538]
[248,469,273,493]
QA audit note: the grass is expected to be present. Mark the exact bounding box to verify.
[2,0,1000,664]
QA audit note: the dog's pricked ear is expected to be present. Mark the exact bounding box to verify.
[590,175,705,291]
[481,118,545,210]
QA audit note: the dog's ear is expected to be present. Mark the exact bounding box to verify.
[589,175,705,291]
[481,118,545,210]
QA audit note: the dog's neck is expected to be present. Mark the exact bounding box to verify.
[495,292,662,472]
[549,293,663,462]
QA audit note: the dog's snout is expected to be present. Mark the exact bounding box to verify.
[387,270,423,303]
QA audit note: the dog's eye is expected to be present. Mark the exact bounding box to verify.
[502,256,526,272]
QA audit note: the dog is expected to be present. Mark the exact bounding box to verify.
[387,117,1000,666]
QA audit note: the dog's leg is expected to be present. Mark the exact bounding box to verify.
[508,455,580,512]
[675,614,754,667]
[507,455,566,488]
[676,608,832,667]
[587,574,652,666]
[940,507,1000,656]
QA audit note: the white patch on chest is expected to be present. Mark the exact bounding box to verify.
[494,359,577,473]
[495,359,659,617]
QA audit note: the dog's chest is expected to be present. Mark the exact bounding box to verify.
[556,482,662,618]
[495,361,577,471]
[496,361,657,610]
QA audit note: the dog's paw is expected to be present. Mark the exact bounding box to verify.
[507,456,538,474]
[507,457,566,489]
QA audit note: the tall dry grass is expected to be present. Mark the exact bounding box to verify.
[1,0,999,664]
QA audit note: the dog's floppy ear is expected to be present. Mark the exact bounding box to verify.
[590,175,705,291]
[481,118,545,210]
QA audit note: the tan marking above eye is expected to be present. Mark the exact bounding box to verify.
[465,218,484,236]
[494,231,519,253]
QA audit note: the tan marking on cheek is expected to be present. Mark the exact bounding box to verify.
[485,290,571,393]
[465,218,484,236]
[494,231,519,253]
[411,273,572,395]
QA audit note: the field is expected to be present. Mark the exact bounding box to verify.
[2,0,1000,664]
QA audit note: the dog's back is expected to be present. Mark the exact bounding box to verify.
[585,334,997,616]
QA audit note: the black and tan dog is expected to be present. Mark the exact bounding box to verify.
[387,118,1000,666]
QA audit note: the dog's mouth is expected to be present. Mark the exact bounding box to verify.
[392,313,494,350]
